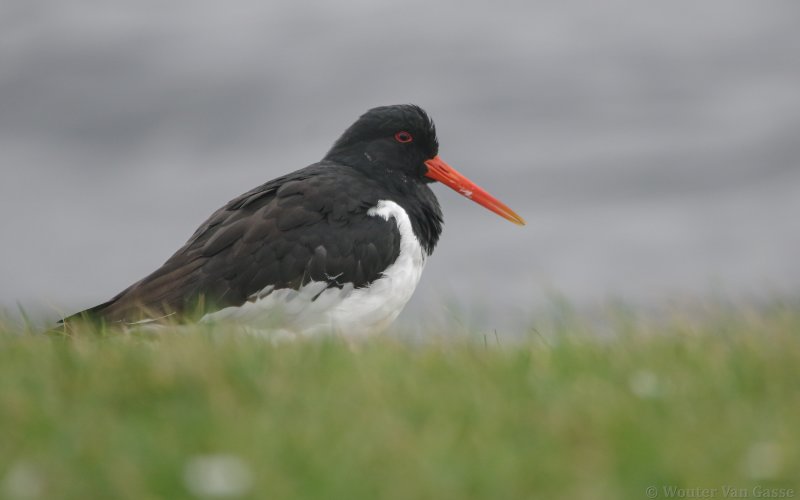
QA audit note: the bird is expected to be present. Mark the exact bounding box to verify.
[63,104,525,338]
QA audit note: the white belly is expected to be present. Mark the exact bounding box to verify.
[200,200,426,338]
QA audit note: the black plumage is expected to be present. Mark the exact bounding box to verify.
[67,105,444,324]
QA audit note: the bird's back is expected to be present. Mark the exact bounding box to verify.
[69,163,414,328]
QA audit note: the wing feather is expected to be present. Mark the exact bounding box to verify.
[68,164,401,323]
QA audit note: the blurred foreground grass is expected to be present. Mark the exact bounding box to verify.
[1,303,799,499]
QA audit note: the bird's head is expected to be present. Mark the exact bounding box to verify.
[325,104,525,225]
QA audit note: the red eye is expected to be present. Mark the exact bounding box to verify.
[394,131,413,143]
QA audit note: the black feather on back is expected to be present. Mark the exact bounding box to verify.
[71,162,442,323]
[67,104,447,325]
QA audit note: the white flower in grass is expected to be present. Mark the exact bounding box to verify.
[183,454,254,498]
[628,370,660,399]
[2,461,44,499]
[742,441,783,480]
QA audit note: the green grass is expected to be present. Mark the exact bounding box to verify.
[1,303,799,499]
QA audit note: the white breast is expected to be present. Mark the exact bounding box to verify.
[200,200,426,339]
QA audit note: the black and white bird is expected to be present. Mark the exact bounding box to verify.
[65,105,524,337]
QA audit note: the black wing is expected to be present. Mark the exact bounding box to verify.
[70,164,401,323]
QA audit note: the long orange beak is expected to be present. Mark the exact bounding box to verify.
[424,156,526,226]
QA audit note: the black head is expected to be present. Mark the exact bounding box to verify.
[325,104,527,229]
[324,104,439,182]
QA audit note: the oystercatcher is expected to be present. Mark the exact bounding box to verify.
[65,105,524,336]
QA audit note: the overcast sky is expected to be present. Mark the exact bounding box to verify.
[2,1,799,331]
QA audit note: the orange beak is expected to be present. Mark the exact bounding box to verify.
[424,155,526,226]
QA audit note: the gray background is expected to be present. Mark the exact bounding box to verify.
[2,1,799,331]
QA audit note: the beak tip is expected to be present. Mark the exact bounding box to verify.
[426,155,527,228]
